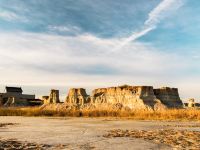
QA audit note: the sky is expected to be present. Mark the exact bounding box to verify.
[0,0,199,101]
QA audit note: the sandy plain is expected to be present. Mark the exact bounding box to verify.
[0,117,200,150]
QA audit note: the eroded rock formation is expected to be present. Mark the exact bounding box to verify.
[4,97,29,107]
[42,89,60,104]
[91,85,164,110]
[42,96,50,104]
[65,88,89,105]
[153,87,183,108]
[64,85,183,110]
[0,87,37,107]
[187,98,196,108]
[49,90,60,103]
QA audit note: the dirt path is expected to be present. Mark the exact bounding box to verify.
[0,117,199,149]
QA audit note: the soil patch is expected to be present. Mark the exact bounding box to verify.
[104,129,200,149]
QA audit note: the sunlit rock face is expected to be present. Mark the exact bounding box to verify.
[64,85,183,110]
[91,85,161,110]
[65,88,89,105]
[187,98,195,108]
[49,89,60,103]
[153,87,183,108]
[42,89,60,104]
[42,96,50,104]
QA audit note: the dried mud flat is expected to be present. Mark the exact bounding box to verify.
[0,123,68,150]
[0,138,56,150]
[104,129,200,149]
[0,117,200,150]
[0,138,69,150]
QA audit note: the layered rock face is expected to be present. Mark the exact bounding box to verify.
[91,85,161,110]
[43,89,60,104]
[153,87,183,108]
[63,85,183,110]
[65,88,89,105]
[49,90,60,103]
[3,97,28,106]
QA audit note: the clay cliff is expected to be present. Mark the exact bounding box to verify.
[153,87,183,108]
[65,88,89,105]
[41,85,183,110]
[3,97,29,107]
[90,85,160,110]
[64,85,182,110]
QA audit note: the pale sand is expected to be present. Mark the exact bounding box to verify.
[0,117,200,149]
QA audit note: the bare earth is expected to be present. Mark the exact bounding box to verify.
[0,117,200,150]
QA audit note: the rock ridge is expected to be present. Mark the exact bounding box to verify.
[62,85,183,110]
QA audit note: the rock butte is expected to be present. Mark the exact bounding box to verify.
[0,85,185,110]
[42,85,183,110]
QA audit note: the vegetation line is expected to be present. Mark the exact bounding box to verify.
[0,107,200,121]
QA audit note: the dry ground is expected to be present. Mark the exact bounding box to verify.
[0,117,200,149]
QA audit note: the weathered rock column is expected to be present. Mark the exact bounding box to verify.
[42,89,60,104]
[65,88,89,105]
[49,89,60,103]
[188,98,195,108]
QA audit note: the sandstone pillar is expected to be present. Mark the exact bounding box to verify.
[65,88,89,105]
[188,98,195,108]
[49,89,60,103]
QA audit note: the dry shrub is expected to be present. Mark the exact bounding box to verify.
[0,107,200,121]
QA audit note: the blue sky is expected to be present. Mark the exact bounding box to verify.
[0,0,199,101]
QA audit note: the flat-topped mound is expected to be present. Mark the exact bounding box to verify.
[60,85,183,110]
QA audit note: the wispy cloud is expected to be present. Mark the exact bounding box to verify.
[145,0,183,26]
[48,25,81,35]
[0,31,197,99]
[115,0,184,50]
[0,10,27,22]
[0,11,19,21]
[0,31,188,78]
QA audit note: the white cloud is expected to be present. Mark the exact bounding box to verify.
[0,31,198,99]
[0,32,180,72]
[115,0,184,50]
